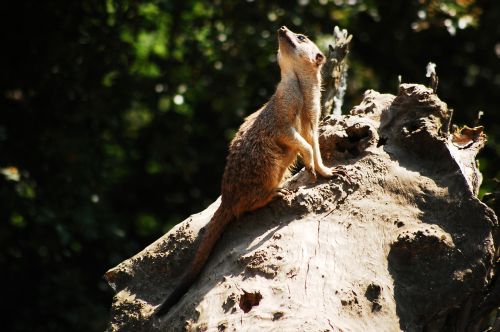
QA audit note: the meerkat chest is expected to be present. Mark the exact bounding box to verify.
[297,98,320,134]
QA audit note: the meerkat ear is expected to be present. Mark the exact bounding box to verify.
[315,53,325,65]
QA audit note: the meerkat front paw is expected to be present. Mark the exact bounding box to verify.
[311,169,317,183]
[317,165,334,177]
[317,165,348,179]
[306,167,317,183]
[304,160,317,183]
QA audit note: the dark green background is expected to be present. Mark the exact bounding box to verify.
[1,0,498,331]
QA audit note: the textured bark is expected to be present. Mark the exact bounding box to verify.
[320,26,352,117]
[104,84,498,332]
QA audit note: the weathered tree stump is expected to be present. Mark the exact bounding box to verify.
[104,84,497,332]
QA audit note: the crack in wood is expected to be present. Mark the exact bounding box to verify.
[305,257,312,295]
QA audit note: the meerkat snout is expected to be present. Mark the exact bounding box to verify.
[277,26,325,68]
[277,26,295,50]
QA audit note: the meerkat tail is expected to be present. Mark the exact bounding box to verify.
[154,203,234,316]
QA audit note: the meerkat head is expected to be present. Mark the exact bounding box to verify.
[277,26,325,75]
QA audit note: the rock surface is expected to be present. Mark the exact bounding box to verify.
[105,84,497,332]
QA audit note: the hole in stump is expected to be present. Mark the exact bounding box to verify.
[334,124,371,158]
[365,283,381,302]
[239,290,262,313]
[377,136,388,147]
[365,283,382,312]
[272,311,284,321]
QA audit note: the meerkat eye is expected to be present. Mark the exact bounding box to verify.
[297,35,306,42]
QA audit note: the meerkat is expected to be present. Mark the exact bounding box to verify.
[155,26,345,315]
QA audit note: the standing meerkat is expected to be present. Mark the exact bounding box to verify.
[156,26,345,315]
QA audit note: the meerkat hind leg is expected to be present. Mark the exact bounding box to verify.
[242,189,279,213]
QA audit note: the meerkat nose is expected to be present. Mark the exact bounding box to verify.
[279,26,288,32]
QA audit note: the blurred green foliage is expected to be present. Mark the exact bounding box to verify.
[0,0,498,331]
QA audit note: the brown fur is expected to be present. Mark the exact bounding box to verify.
[155,26,339,316]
